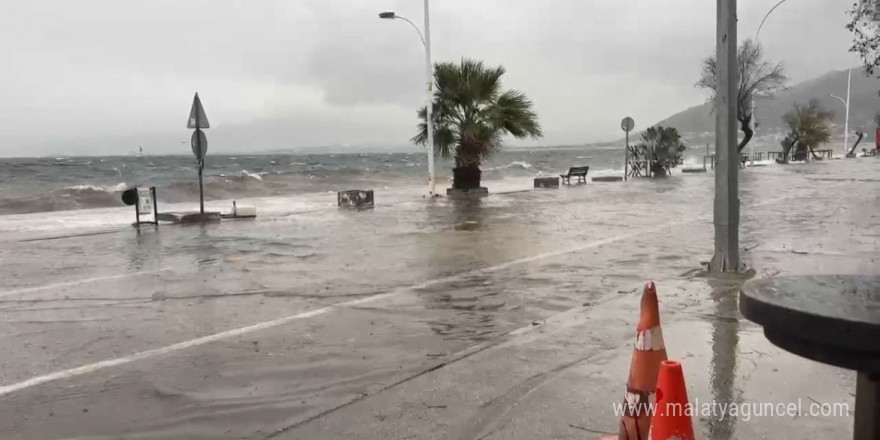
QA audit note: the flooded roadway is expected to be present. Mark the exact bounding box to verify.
[0,159,875,439]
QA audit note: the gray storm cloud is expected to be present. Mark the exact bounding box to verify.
[0,0,860,156]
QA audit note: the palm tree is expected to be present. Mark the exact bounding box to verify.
[412,59,542,191]
[781,99,834,162]
[638,126,686,177]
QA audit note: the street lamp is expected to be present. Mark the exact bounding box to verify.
[755,0,790,42]
[751,0,792,167]
[379,2,437,198]
[830,68,853,157]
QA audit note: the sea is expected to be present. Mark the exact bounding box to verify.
[0,144,681,216]
[0,138,805,238]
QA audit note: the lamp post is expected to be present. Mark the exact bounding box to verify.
[380,2,436,198]
[755,0,791,42]
[830,68,853,157]
[751,0,792,168]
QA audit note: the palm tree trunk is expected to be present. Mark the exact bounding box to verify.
[737,115,753,153]
[452,149,482,190]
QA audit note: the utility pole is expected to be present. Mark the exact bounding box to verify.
[711,0,740,272]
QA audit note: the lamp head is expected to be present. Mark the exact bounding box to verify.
[379,11,396,19]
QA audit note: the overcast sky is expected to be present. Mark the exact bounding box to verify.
[0,0,860,156]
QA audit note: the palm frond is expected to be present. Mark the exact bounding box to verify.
[491,90,543,139]
[411,58,542,166]
[411,105,456,158]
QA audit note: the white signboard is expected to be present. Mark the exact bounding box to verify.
[137,187,153,215]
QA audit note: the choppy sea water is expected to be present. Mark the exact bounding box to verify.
[0,144,723,216]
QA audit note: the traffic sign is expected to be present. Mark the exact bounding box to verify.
[621,117,635,133]
[187,93,210,129]
[191,129,208,159]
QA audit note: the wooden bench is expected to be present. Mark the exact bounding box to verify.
[560,166,589,184]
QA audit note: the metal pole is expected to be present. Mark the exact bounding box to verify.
[755,0,790,42]
[754,0,789,167]
[195,101,205,214]
[831,94,849,155]
[705,143,709,170]
[423,0,436,197]
[845,67,852,157]
[198,159,204,214]
[711,0,740,272]
[152,187,158,225]
[624,131,629,181]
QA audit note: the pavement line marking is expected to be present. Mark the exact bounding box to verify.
[0,269,171,299]
[0,217,696,397]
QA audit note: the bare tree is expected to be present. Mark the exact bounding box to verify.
[696,39,788,152]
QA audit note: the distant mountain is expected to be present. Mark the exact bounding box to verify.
[653,67,880,145]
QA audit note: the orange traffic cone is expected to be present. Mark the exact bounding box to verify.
[651,360,696,440]
[605,282,668,440]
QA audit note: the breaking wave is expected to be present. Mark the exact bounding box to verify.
[484,161,533,171]
[0,183,129,214]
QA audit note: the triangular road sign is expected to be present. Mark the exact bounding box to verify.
[187,93,210,129]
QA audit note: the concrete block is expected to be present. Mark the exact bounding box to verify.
[591,176,623,182]
[533,177,560,188]
[155,212,221,225]
[338,190,374,210]
[446,187,489,197]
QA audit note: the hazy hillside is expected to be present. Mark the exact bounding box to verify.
[654,67,880,144]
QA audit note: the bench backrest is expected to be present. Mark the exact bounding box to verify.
[567,166,589,175]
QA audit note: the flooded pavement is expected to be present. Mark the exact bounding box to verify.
[0,159,876,439]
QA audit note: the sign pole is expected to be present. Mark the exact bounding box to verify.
[195,104,204,215]
[134,201,140,228]
[151,187,158,225]
[198,154,204,215]
[624,131,629,181]
[620,116,635,182]
[187,93,210,215]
